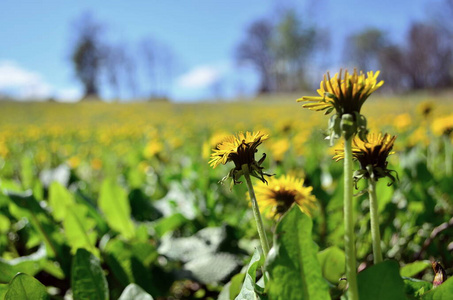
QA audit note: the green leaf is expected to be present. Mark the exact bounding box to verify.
[118,283,154,300]
[0,245,46,283]
[422,276,453,299]
[404,277,432,299]
[63,204,98,256]
[71,248,109,300]
[400,261,431,277]
[357,260,406,300]
[267,206,330,300]
[218,273,246,300]
[152,213,187,238]
[317,246,346,283]
[98,179,135,239]
[4,273,49,300]
[48,181,74,221]
[235,248,264,300]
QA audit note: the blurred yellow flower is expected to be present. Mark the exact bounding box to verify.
[270,138,290,162]
[67,156,81,169]
[393,113,412,132]
[432,114,453,137]
[91,158,103,170]
[144,140,164,158]
[254,175,317,219]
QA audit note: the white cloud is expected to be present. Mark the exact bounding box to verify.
[176,65,223,89]
[56,88,82,102]
[0,60,52,100]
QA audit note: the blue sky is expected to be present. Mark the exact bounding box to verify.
[0,0,430,102]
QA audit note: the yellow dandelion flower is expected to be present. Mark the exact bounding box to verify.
[269,138,290,162]
[393,113,412,132]
[67,156,81,169]
[254,175,317,219]
[432,114,453,137]
[334,133,397,185]
[298,69,383,142]
[209,131,271,185]
[298,69,383,116]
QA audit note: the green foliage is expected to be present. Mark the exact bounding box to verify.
[267,206,330,300]
[421,277,453,299]
[317,246,346,284]
[235,248,265,300]
[98,179,135,239]
[4,273,48,300]
[401,261,431,277]
[357,260,406,300]
[71,248,109,300]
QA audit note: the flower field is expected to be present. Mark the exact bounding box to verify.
[0,91,452,299]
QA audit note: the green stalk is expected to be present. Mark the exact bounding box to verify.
[367,173,383,264]
[344,137,359,300]
[242,164,270,257]
[444,135,452,176]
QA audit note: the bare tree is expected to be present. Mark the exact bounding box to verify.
[70,13,107,99]
[104,43,137,99]
[272,10,316,92]
[405,22,452,89]
[235,19,276,94]
[345,28,388,71]
[140,38,176,99]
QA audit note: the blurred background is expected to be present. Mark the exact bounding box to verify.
[0,0,451,102]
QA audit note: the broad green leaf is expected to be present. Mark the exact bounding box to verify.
[357,260,406,300]
[118,283,154,300]
[267,206,330,300]
[98,179,135,239]
[71,248,109,300]
[404,277,432,299]
[4,273,48,300]
[21,155,34,189]
[400,261,431,277]
[0,214,11,233]
[422,276,453,299]
[153,213,187,238]
[6,191,67,265]
[63,204,98,256]
[218,273,246,300]
[0,245,46,283]
[48,181,74,221]
[317,246,346,283]
[235,248,264,300]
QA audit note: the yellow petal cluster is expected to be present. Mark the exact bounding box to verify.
[254,175,317,219]
[298,69,384,115]
[209,131,268,168]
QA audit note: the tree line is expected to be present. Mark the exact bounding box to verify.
[70,13,176,100]
[235,0,453,94]
[72,1,453,100]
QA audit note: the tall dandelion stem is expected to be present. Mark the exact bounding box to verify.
[444,135,452,176]
[242,164,270,257]
[367,172,383,264]
[344,137,359,300]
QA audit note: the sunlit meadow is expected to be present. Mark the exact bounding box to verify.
[0,91,452,299]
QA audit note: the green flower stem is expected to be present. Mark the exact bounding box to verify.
[242,164,270,258]
[343,137,359,300]
[367,174,383,264]
[444,135,452,176]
